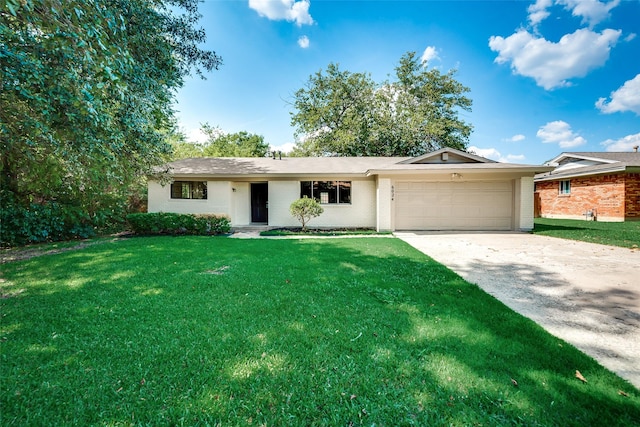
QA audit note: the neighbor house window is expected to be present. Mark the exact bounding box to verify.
[300,181,351,204]
[171,181,207,199]
[559,180,571,195]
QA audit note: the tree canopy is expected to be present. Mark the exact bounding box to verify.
[1,0,221,245]
[170,124,269,160]
[290,52,473,157]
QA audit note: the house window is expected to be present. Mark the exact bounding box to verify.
[559,180,571,195]
[171,181,207,199]
[300,181,351,204]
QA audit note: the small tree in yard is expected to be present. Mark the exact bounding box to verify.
[290,197,324,231]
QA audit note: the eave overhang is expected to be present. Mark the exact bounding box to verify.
[165,172,371,180]
[366,165,553,177]
[534,165,637,182]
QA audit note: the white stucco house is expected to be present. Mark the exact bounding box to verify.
[148,147,553,231]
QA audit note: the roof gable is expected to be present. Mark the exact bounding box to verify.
[545,152,640,166]
[535,151,640,181]
[399,147,495,165]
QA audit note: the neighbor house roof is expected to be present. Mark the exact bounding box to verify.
[156,147,552,179]
[535,152,640,182]
[555,152,640,164]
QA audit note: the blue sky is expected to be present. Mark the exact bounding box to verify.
[174,0,640,164]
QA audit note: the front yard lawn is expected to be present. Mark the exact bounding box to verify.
[1,237,638,425]
[533,218,640,248]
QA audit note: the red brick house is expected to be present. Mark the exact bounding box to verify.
[534,151,640,222]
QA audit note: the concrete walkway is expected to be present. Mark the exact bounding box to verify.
[395,231,640,389]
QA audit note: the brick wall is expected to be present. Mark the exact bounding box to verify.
[535,174,626,221]
[625,173,640,220]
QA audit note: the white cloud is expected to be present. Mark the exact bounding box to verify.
[506,134,526,142]
[528,0,621,28]
[420,46,440,65]
[537,120,587,148]
[271,142,296,153]
[528,0,552,27]
[601,132,640,152]
[506,154,526,162]
[558,0,620,28]
[596,74,640,115]
[186,127,209,144]
[625,33,637,42]
[469,146,501,160]
[249,0,314,26]
[297,35,310,48]
[489,28,620,90]
[467,146,525,163]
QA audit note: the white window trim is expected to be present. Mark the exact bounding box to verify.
[300,180,352,205]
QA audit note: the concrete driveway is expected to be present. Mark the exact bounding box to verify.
[395,231,640,389]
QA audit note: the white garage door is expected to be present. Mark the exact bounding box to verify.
[395,181,513,230]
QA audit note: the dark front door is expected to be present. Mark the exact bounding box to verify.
[251,183,268,223]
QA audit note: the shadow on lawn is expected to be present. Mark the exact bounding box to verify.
[445,256,640,387]
[533,223,586,233]
[2,236,639,425]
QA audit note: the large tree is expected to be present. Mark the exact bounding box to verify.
[200,124,269,157]
[290,51,473,157]
[169,123,269,159]
[0,0,221,244]
[290,62,376,156]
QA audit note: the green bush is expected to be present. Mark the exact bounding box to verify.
[0,196,95,247]
[289,197,324,231]
[126,212,231,236]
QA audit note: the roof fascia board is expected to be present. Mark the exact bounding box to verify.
[535,165,626,181]
[547,153,619,165]
[367,166,553,176]
[164,173,371,180]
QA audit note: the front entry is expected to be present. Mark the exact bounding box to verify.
[250,183,268,223]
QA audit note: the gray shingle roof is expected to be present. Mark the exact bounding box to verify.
[157,157,410,176]
[535,152,640,181]
[157,156,550,178]
[561,152,640,164]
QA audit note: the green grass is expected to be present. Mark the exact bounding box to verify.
[533,218,640,248]
[0,237,114,263]
[1,237,638,426]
